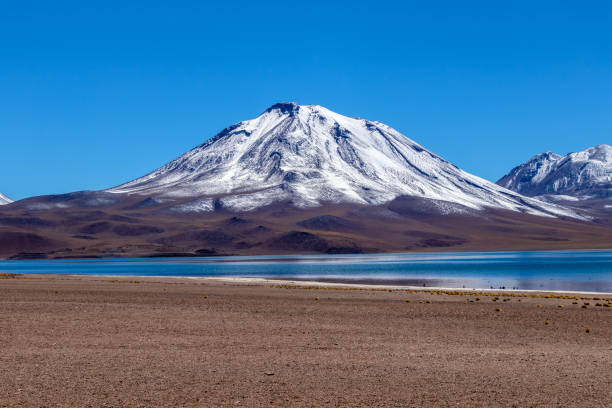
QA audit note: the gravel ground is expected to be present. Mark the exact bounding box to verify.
[0,274,610,407]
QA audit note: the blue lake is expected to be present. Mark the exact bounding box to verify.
[1,250,611,293]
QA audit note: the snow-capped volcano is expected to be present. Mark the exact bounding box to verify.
[498,145,611,199]
[0,192,12,205]
[108,102,577,217]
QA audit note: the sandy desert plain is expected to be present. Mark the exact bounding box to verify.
[0,273,610,407]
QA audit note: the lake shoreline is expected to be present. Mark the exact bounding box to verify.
[4,272,612,295]
[194,276,612,296]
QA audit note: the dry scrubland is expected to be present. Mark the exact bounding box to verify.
[0,274,611,407]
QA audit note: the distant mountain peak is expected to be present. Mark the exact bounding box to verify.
[0,192,13,205]
[498,144,612,198]
[107,103,579,218]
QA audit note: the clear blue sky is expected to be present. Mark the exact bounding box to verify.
[1,1,611,200]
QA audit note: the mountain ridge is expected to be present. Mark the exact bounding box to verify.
[498,144,612,199]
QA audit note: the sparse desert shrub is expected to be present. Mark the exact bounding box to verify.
[581,305,587,309]
[536,304,542,308]
[557,304,563,309]
[545,320,550,325]
[585,328,591,333]
[405,299,411,303]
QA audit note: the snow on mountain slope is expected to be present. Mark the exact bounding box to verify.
[0,192,13,205]
[498,145,612,198]
[108,102,579,218]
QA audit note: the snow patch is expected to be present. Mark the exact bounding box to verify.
[535,194,581,202]
[167,198,215,213]
[26,203,71,210]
